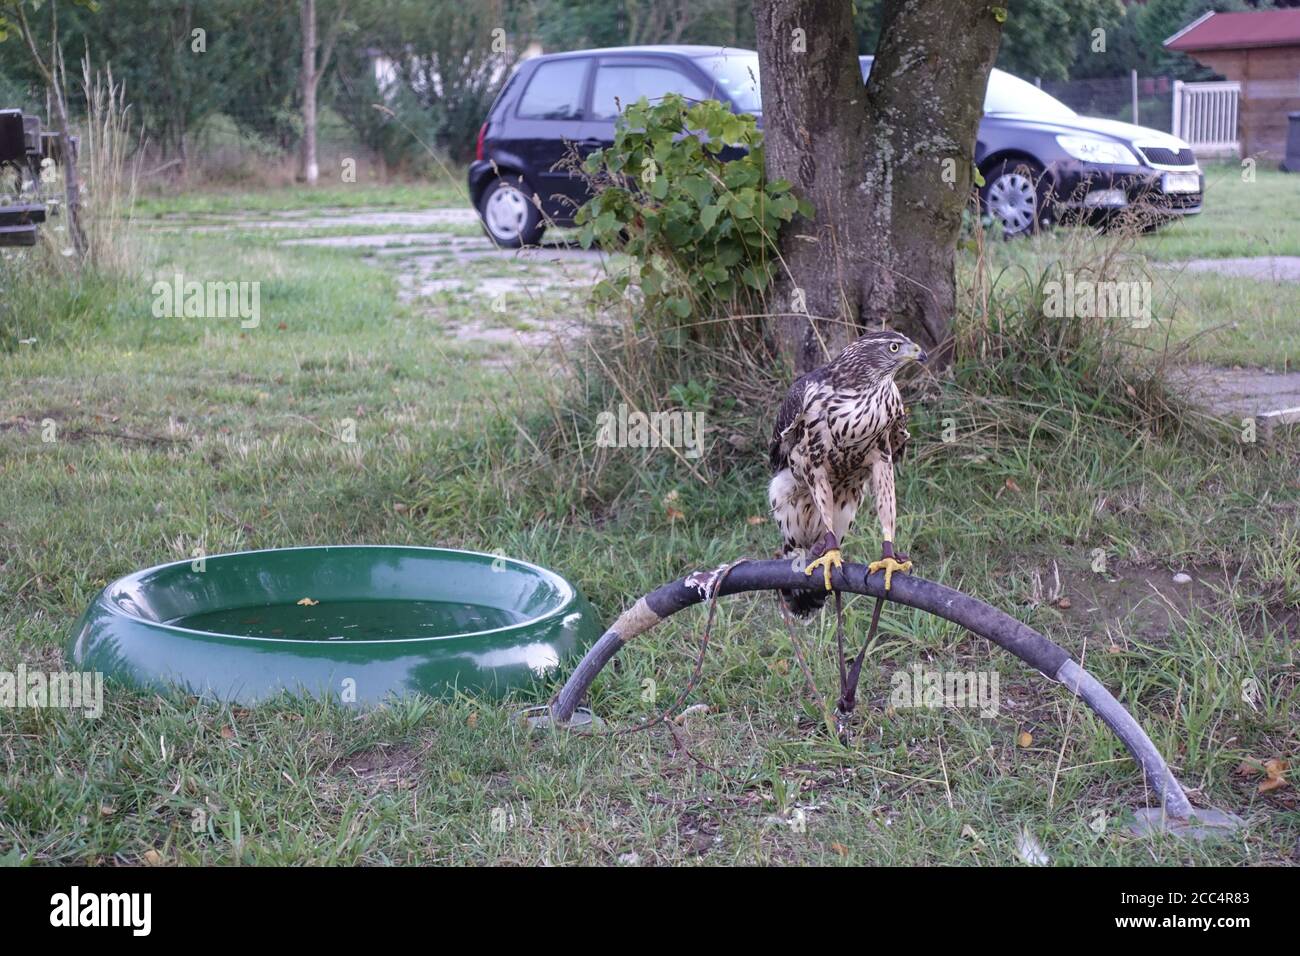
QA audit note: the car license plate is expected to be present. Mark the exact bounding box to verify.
[1163,171,1200,194]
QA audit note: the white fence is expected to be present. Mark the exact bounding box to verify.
[1172,79,1240,156]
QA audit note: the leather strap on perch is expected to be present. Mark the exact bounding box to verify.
[548,558,1194,820]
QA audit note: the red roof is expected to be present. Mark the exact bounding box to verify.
[1165,9,1300,51]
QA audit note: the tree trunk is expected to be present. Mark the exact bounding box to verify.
[299,0,320,185]
[755,0,1004,372]
[47,61,87,258]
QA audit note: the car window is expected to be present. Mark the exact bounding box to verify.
[694,52,762,113]
[516,58,589,120]
[591,63,709,121]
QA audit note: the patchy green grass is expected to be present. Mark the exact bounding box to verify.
[1143,164,1300,262]
[972,164,1300,370]
[135,176,467,219]
[969,242,1300,371]
[1148,268,1300,370]
[1,181,1297,866]
[1006,164,1300,264]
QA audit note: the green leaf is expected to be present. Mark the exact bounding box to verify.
[728,195,753,219]
[566,81,814,330]
[716,244,742,267]
[680,175,713,207]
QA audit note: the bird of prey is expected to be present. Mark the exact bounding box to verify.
[768,330,927,617]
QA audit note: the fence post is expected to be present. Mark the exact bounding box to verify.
[1131,69,1139,125]
[1171,79,1183,137]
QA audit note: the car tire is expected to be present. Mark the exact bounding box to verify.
[477,175,545,248]
[980,159,1049,238]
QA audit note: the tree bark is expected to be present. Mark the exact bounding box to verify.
[299,0,320,185]
[298,0,347,186]
[755,0,1004,372]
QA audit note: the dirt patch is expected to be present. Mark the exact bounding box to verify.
[1040,564,1284,647]
[1169,365,1300,418]
[332,744,422,790]
[282,230,480,250]
[1168,256,1300,283]
[0,413,44,434]
[1053,563,1234,643]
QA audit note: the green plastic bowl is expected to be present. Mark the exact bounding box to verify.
[66,546,602,706]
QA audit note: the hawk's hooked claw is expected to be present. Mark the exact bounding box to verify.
[804,548,843,591]
[867,555,912,591]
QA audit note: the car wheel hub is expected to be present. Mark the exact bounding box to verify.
[987,172,1036,233]
[485,184,529,240]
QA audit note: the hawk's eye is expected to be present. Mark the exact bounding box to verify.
[889,343,900,353]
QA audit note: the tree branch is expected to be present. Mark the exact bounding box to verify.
[313,0,348,88]
[14,2,54,86]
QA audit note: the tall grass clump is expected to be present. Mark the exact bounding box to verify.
[0,63,142,352]
[929,209,1226,465]
[80,61,142,274]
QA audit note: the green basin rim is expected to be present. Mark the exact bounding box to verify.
[103,545,579,644]
[67,545,605,705]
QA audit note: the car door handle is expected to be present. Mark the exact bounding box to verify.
[577,138,605,150]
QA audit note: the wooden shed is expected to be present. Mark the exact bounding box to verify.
[1165,8,1300,162]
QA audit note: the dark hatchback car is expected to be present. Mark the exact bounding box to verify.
[469,46,1203,245]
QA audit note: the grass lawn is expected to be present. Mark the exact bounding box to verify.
[0,169,1297,866]
[134,174,466,220]
[976,164,1300,370]
[1141,164,1300,262]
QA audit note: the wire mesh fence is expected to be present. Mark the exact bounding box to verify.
[1039,74,1176,134]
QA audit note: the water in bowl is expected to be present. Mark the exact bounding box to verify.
[171,599,524,641]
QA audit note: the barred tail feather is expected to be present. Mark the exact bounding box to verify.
[781,586,829,618]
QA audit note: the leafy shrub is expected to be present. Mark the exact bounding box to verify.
[575,95,809,336]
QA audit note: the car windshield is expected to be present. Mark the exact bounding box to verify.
[859,56,1075,119]
[983,70,1076,118]
[694,51,762,114]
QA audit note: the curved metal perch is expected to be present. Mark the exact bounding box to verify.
[549,559,1194,820]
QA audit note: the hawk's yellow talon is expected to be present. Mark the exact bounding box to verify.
[867,556,912,591]
[804,548,843,591]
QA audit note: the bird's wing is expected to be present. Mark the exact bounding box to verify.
[888,409,911,463]
[769,367,829,472]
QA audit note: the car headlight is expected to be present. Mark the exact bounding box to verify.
[1055,135,1139,166]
